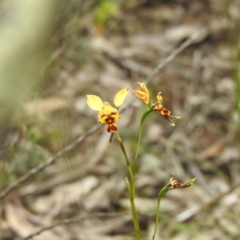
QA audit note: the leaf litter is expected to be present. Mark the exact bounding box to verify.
[1,0,240,239]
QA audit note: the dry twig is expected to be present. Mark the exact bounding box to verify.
[0,125,100,201]
[177,181,240,222]
[145,29,207,84]
[20,212,128,240]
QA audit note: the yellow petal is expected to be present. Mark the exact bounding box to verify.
[87,95,103,111]
[132,90,149,104]
[156,92,162,104]
[137,82,149,94]
[152,102,163,112]
[114,88,128,107]
[101,102,116,115]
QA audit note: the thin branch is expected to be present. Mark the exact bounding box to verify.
[0,29,207,201]
[20,212,127,240]
[121,29,207,113]
[145,29,207,84]
[0,125,100,201]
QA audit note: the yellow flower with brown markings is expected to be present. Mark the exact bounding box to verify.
[132,82,180,126]
[87,88,128,133]
[132,82,150,104]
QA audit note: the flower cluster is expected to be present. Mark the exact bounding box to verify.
[86,84,194,240]
[87,82,180,132]
[132,82,180,126]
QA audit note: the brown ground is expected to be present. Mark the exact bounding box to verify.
[0,1,240,240]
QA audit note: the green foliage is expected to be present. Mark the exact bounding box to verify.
[0,143,46,190]
[26,126,45,145]
[94,0,120,28]
[0,115,62,190]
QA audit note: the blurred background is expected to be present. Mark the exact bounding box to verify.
[0,0,239,239]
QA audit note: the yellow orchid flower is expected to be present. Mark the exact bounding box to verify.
[87,88,128,132]
[132,82,150,104]
[132,82,180,126]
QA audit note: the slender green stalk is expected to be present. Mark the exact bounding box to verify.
[152,187,169,240]
[235,62,240,138]
[225,0,240,139]
[115,110,153,239]
[235,2,240,139]
[115,132,134,180]
[152,178,196,240]
[125,177,141,240]
[115,132,141,240]
[132,110,152,175]
[129,190,141,239]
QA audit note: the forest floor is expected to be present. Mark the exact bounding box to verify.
[0,1,240,240]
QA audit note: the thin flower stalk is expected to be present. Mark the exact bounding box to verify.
[116,132,141,240]
[86,85,195,240]
[152,176,196,240]
[152,186,168,240]
[132,109,152,175]
[115,132,134,181]
[87,89,141,239]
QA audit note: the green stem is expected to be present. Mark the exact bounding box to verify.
[116,133,134,181]
[225,0,240,140]
[152,187,169,240]
[125,177,141,240]
[115,132,141,240]
[132,110,152,175]
[129,191,141,239]
[235,2,240,140]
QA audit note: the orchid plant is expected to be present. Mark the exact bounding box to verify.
[87,83,195,240]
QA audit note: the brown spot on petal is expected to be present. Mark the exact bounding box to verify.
[107,123,118,132]
[106,124,111,132]
[106,118,114,124]
[161,108,171,116]
[111,123,118,132]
